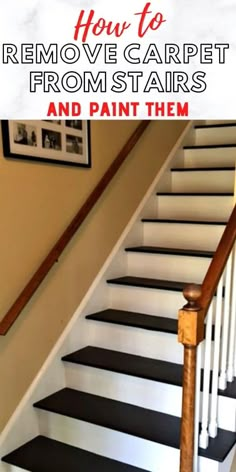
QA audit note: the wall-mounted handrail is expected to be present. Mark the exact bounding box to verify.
[178,203,236,472]
[0,120,151,336]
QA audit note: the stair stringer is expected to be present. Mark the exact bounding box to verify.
[0,121,193,468]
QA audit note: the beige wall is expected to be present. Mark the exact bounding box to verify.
[0,119,188,432]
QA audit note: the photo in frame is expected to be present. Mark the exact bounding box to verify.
[1,120,91,168]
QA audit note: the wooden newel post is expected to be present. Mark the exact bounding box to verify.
[178,284,203,472]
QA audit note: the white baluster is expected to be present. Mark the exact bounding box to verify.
[219,253,233,390]
[209,276,224,438]
[227,245,236,382]
[199,303,213,449]
[194,342,203,472]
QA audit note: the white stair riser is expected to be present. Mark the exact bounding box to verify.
[195,128,236,145]
[157,196,233,221]
[84,319,183,364]
[110,284,185,320]
[37,410,180,472]
[36,410,221,472]
[64,364,182,416]
[143,222,225,251]
[127,252,211,283]
[216,396,236,432]
[172,170,234,193]
[183,148,236,168]
[64,364,236,432]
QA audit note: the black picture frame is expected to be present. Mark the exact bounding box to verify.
[1,120,91,168]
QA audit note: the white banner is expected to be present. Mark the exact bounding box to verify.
[0,0,235,119]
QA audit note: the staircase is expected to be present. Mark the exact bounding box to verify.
[1,121,236,472]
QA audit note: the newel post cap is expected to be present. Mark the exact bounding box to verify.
[183,284,202,311]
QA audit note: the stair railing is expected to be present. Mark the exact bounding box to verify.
[178,203,236,472]
[0,120,150,336]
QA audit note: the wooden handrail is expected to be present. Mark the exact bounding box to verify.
[200,204,236,318]
[178,202,236,472]
[0,120,150,336]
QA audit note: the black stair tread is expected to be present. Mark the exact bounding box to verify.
[220,379,236,399]
[2,436,147,472]
[201,429,236,461]
[125,246,214,258]
[86,308,178,334]
[156,192,233,196]
[195,123,236,129]
[62,346,183,386]
[62,344,236,399]
[142,218,227,225]
[107,276,196,292]
[184,144,236,149]
[33,389,236,462]
[171,166,235,172]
